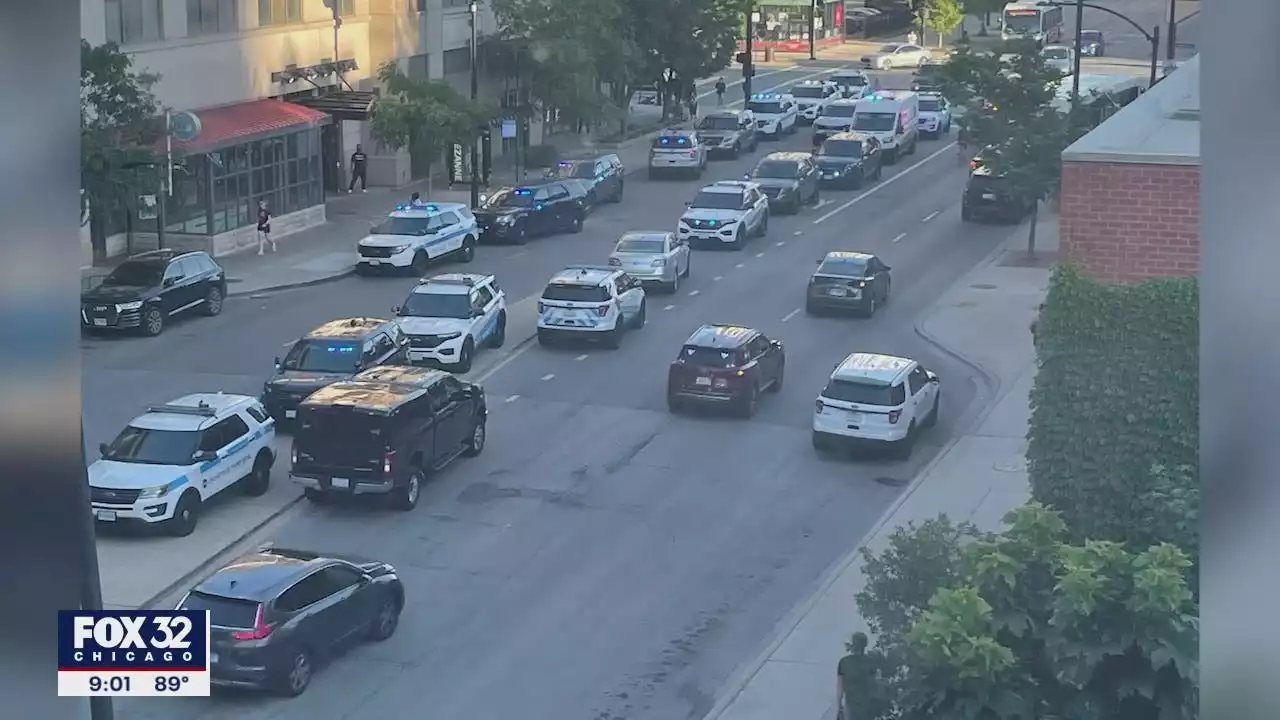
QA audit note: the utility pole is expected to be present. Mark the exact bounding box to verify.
[743,8,757,99]
[468,1,480,208]
[1070,0,1084,105]
[1165,0,1177,60]
[808,0,817,60]
[79,421,115,720]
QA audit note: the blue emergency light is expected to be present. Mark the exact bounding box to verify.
[515,189,532,195]
[558,161,572,167]
[750,93,781,100]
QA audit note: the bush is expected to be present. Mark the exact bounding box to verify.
[1027,265,1198,557]
[523,143,560,168]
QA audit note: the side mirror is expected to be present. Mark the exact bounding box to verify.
[193,450,217,463]
[451,390,469,402]
[98,442,110,457]
[392,305,402,315]
[929,375,940,384]
[771,340,783,349]
[471,308,484,318]
[163,277,177,287]
[478,194,488,203]
[273,356,282,369]
[883,265,891,271]
[684,201,692,207]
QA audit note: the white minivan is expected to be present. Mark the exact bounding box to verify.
[851,91,919,163]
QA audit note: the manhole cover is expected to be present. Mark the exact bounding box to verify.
[993,460,1027,473]
[970,283,998,290]
[875,476,909,487]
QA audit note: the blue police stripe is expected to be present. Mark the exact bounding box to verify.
[197,426,272,474]
[423,225,474,250]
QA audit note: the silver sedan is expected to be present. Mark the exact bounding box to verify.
[607,231,691,294]
[861,43,932,70]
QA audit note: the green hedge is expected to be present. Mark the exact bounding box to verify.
[1027,265,1198,557]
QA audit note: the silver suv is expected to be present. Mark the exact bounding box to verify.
[648,129,708,179]
[695,110,760,159]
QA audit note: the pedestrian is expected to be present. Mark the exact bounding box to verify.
[256,200,274,255]
[907,30,919,45]
[687,89,699,120]
[714,77,727,106]
[835,632,877,720]
[410,191,424,206]
[348,143,368,192]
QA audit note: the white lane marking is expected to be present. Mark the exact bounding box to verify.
[775,241,786,246]
[781,308,801,322]
[815,199,832,209]
[755,252,765,258]
[813,141,957,224]
[506,250,528,259]
[793,230,803,236]
[734,263,745,268]
[575,354,588,361]
[921,210,939,223]
[541,374,555,382]
[892,232,907,243]
[504,394,520,403]
[714,275,723,281]
[688,289,701,296]
[664,304,676,311]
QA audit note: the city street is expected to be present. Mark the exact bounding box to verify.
[93,63,1017,720]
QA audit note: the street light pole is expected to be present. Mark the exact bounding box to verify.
[468,1,480,209]
[1070,0,1084,105]
[1165,0,1177,60]
[79,420,115,720]
[744,9,757,100]
[1046,1,1162,89]
[808,0,817,60]
[1148,24,1160,87]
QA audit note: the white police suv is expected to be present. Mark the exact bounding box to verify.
[537,265,647,349]
[394,273,507,373]
[678,180,769,250]
[356,201,480,276]
[89,393,277,536]
[917,92,952,138]
[745,92,799,139]
[648,129,709,179]
[811,352,940,460]
[789,80,840,125]
[812,98,861,146]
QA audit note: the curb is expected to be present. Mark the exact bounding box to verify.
[228,267,356,298]
[701,231,1025,720]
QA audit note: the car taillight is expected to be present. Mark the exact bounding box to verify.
[652,258,666,267]
[537,302,547,313]
[970,159,979,170]
[596,305,610,317]
[688,150,697,158]
[290,445,297,465]
[383,449,396,476]
[815,399,825,412]
[231,605,273,641]
[608,257,621,266]
[888,409,902,424]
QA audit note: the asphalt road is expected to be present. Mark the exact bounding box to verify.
[98,65,1020,720]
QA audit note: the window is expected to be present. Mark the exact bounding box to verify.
[276,573,335,612]
[198,416,249,453]
[102,426,200,466]
[282,339,361,373]
[821,379,907,407]
[401,292,471,319]
[426,383,450,413]
[163,261,187,284]
[245,404,270,424]
[211,129,321,233]
[319,564,364,591]
[436,211,461,228]
[105,0,164,45]
[907,367,930,395]
[443,47,471,75]
[187,0,236,36]
[688,191,743,210]
[338,0,356,16]
[474,286,495,308]
[748,336,771,358]
[180,592,259,629]
[541,284,609,303]
[370,333,395,359]
[258,0,301,26]
[680,346,744,368]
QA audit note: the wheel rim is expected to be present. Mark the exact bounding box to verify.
[378,602,397,634]
[289,655,310,691]
[472,423,485,449]
[146,311,161,333]
[209,292,222,311]
[407,475,420,505]
[464,243,474,259]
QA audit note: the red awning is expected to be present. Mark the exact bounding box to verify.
[172,99,332,152]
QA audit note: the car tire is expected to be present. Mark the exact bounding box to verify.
[768,361,784,392]
[882,280,891,304]
[606,319,626,349]
[274,649,313,697]
[730,143,740,159]
[865,296,877,317]
[368,596,402,641]
[165,491,200,537]
[490,311,507,348]
[805,299,819,315]
[961,204,974,222]
[811,430,829,452]
[512,224,528,245]
[613,181,624,202]
[456,338,474,373]
[633,300,647,329]
[586,190,597,208]
[811,186,821,205]
[648,168,658,180]
[667,394,682,414]
[202,286,224,316]
[141,305,164,337]
[458,235,477,263]
[354,264,369,276]
[392,469,424,511]
[680,255,691,278]
[537,329,554,347]
[463,420,486,457]
[303,488,326,503]
[568,211,584,233]
[884,148,897,165]
[852,169,865,189]
[411,251,430,276]
[923,392,940,428]
[665,272,679,295]
[739,383,760,418]
[731,228,745,250]
[758,211,769,236]
[893,423,917,460]
[242,451,272,496]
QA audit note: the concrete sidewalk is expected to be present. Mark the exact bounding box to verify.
[704,211,1058,720]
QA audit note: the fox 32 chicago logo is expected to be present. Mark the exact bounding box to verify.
[58,610,210,671]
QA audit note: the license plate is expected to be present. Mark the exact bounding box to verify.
[93,319,107,326]
[332,477,350,489]
[695,377,712,386]
[982,192,996,200]
[285,409,296,419]
[95,510,117,521]
[827,287,847,296]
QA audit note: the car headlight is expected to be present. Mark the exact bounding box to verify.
[389,244,410,254]
[137,479,182,500]
[830,171,841,177]
[437,332,463,341]
[497,215,514,225]
[116,301,142,311]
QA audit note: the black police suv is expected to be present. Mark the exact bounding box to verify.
[262,318,409,423]
[178,546,405,696]
[961,147,1036,223]
[806,251,892,317]
[291,365,487,510]
[473,180,588,244]
[81,249,226,336]
[546,153,625,206]
[815,132,884,189]
[667,324,785,418]
[749,152,820,214]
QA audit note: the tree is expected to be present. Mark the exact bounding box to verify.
[961,0,1005,35]
[369,62,489,193]
[920,0,965,47]
[624,0,750,118]
[81,40,163,264]
[848,503,1199,720]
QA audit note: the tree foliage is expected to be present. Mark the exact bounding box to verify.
[848,503,1199,720]
[625,0,749,93]
[81,40,163,255]
[1028,265,1199,562]
[369,61,489,168]
[921,0,965,43]
[961,0,1006,26]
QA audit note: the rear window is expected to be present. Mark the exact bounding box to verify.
[296,406,389,465]
[821,379,906,406]
[680,345,743,368]
[181,591,260,629]
[919,99,942,112]
[542,283,610,303]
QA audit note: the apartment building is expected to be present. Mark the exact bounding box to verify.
[82,0,515,260]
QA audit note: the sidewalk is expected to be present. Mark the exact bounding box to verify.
[704,211,1057,720]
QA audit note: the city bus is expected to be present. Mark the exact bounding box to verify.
[1001,2,1064,45]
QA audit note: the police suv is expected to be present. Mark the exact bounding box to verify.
[394,273,507,374]
[746,92,799,139]
[789,80,840,125]
[356,201,480,275]
[830,70,872,99]
[677,180,769,250]
[812,99,861,146]
[89,393,277,537]
[648,129,709,179]
[917,92,952,138]
[812,352,940,460]
[537,265,647,349]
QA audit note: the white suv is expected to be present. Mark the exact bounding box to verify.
[677,180,769,250]
[356,201,480,275]
[395,273,507,373]
[537,265,647,349]
[811,352,940,459]
[648,130,709,179]
[790,80,840,125]
[89,393,277,536]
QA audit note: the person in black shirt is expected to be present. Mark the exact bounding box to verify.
[714,77,726,106]
[256,200,274,255]
[348,144,368,192]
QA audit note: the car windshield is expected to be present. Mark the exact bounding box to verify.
[822,378,905,406]
[296,406,389,466]
[102,261,163,287]
[484,189,535,208]
[747,101,783,115]
[399,292,472,319]
[919,99,943,111]
[680,346,742,368]
[878,44,901,53]
[834,75,867,86]
[753,161,799,179]
[1042,48,1070,59]
[102,426,201,466]
[820,140,863,157]
[853,112,896,132]
[370,216,432,236]
[1003,13,1040,32]
[791,86,825,98]
[689,191,743,209]
[282,339,361,373]
[616,238,666,254]
[180,592,259,629]
[542,283,610,303]
[699,116,740,130]
[1080,31,1101,41]
[553,161,597,179]
[817,257,869,277]
[821,105,858,118]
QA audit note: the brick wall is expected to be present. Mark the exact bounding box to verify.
[1059,161,1199,284]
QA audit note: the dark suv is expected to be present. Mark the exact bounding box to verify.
[750,152,820,213]
[290,365,487,510]
[473,180,588,244]
[961,151,1035,223]
[667,324,785,418]
[262,317,409,423]
[81,249,227,336]
[178,546,404,696]
[815,132,883,189]
[546,153,625,206]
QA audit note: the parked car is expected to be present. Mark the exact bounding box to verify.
[81,249,226,336]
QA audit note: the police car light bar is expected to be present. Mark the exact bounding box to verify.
[395,203,439,212]
[563,264,615,272]
[750,93,782,100]
[147,403,218,417]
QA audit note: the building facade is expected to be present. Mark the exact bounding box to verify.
[1059,56,1200,284]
